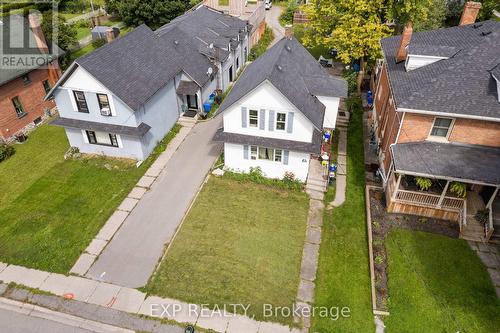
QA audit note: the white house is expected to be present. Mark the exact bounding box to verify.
[47,6,250,160]
[214,36,347,181]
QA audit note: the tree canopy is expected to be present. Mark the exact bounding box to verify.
[41,11,77,51]
[109,0,192,30]
[301,0,391,64]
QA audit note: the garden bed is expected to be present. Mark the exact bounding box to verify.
[368,187,459,311]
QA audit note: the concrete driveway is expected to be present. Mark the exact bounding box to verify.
[265,5,284,46]
[86,118,222,288]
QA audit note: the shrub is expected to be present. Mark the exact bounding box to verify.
[415,177,432,191]
[223,168,303,191]
[343,70,358,95]
[279,0,297,26]
[248,27,274,61]
[92,38,107,49]
[475,209,489,225]
[0,144,15,163]
[450,181,467,198]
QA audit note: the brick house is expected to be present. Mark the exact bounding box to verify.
[372,1,500,242]
[0,14,61,143]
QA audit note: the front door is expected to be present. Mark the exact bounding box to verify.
[186,94,198,110]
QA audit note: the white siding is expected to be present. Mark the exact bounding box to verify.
[222,81,315,142]
[317,96,340,129]
[224,143,310,181]
[405,55,447,71]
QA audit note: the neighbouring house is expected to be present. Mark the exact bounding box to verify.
[204,0,266,47]
[47,5,250,160]
[91,26,120,43]
[213,32,347,182]
[372,1,500,242]
[0,14,62,143]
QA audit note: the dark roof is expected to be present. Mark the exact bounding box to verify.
[213,127,322,153]
[392,141,500,186]
[54,6,247,111]
[491,63,500,81]
[51,117,151,137]
[381,20,500,120]
[0,15,61,86]
[176,80,200,95]
[218,37,347,129]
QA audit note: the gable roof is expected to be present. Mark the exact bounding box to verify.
[0,15,61,86]
[217,37,347,129]
[49,5,248,111]
[381,20,500,120]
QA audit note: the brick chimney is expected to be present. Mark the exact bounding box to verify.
[284,24,293,39]
[459,1,482,26]
[106,28,115,43]
[28,12,49,54]
[229,0,243,16]
[395,22,412,63]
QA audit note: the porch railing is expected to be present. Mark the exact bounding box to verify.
[394,189,465,212]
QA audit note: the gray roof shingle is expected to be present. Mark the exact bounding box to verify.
[60,6,247,111]
[381,20,500,120]
[217,37,347,129]
[392,141,500,185]
[51,117,151,137]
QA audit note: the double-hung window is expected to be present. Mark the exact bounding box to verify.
[73,91,89,113]
[97,93,111,116]
[430,117,453,138]
[86,130,119,147]
[249,109,259,128]
[276,112,286,131]
[250,146,283,163]
[274,149,283,162]
[250,146,257,160]
[258,147,274,160]
[12,96,26,117]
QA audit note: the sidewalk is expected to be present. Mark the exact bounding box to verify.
[0,262,302,333]
[329,129,347,208]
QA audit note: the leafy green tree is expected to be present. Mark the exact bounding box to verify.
[41,11,77,51]
[301,0,391,64]
[413,0,447,31]
[103,0,120,15]
[446,0,500,26]
[116,0,191,30]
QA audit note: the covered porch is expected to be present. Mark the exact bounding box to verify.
[387,141,500,242]
[176,80,202,118]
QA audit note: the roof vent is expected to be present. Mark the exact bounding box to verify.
[209,43,214,49]
[481,31,492,36]
[276,65,283,71]
[473,22,483,29]
[285,45,292,52]
[174,40,179,45]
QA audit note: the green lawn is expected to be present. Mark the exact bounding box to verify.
[146,176,310,325]
[311,99,374,332]
[76,26,92,40]
[385,230,500,333]
[0,124,181,273]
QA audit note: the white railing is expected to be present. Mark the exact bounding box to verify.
[394,189,465,212]
[485,205,494,240]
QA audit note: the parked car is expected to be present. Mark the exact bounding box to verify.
[265,0,272,10]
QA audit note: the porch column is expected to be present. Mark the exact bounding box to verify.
[391,173,402,201]
[437,180,450,208]
[486,186,499,209]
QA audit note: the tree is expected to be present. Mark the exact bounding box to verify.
[446,0,500,26]
[41,11,77,51]
[413,0,447,31]
[103,0,120,15]
[477,0,500,21]
[116,0,191,30]
[301,0,391,65]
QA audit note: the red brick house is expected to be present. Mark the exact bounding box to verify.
[0,14,61,143]
[372,2,500,242]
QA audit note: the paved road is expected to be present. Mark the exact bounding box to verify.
[0,308,94,333]
[265,5,284,46]
[87,118,223,288]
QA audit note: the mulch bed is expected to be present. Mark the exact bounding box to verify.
[368,188,459,311]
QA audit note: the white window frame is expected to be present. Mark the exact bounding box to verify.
[250,146,283,163]
[250,145,257,160]
[428,117,454,141]
[248,109,259,128]
[276,112,286,131]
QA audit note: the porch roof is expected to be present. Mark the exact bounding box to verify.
[51,117,151,137]
[176,80,200,95]
[391,141,500,186]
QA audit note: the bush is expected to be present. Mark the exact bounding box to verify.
[223,167,303,191]
[248,27,274,61]
[343,70,358,95]
[415,176,432,191]
[75,19,91,29]
[92,38,107,49]
[0,144,15,163]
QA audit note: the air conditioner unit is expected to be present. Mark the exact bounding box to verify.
[100,107,111,116]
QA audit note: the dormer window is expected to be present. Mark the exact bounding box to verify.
[429,117,453,139]
[97,93,111,116]
[73,90,89,113]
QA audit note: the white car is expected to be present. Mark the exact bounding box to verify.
[265,0,272,10]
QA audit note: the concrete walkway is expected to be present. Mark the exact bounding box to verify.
[329,129,347,208]
[265,5,284,46]
[468,241,500,298]
[86,119,222,288]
